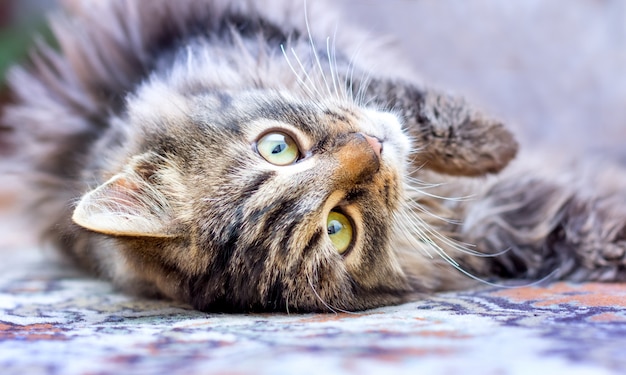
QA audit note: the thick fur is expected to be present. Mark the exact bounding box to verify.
[2,0,625,312]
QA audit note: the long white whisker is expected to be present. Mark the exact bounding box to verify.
[396,205,447,255]
[291,47,324,99]
[185,44,195,74]
[306,273,359,315]
[412,216,544,282]
[405,200,462,225]
[326,37,340,101]
[280,44,316,98]
[400,203,462,252]
[415,190,476,202]
[401,207,555,287]
[332,24,342,100]
[393,212,434,258]
[399,188,547,288]
[404,175,447,189]
[307,276,336,314]
[355,70,373,107]
[404,183,476,202]
[344,40,366,104]
[403,206,479,257]
[402,213,461,266]
[303,1,332,97]
[448,257,561,289]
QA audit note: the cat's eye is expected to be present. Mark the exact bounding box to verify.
[256,132,300,166]
[327,211,353,255]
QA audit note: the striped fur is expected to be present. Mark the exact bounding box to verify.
[2,0,626,312]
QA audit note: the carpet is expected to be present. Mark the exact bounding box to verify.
[1,249,624,375]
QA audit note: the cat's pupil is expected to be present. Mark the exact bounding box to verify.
[272,143,286,154]
[328,220,343,235]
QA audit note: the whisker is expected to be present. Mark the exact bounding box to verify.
[403,205,482,257]
[331,25,342,100]
[290,47,324,99]
[304,1,332,97]
[308,278,336,314]
[404,200,462,226]
[401,213,461,266]
[393,212,434,258]
[185,44,194,75]
[306,272,359,315]
[326,37,339,101]
[280,44,317,98]
[447,256,561,289]
[354,69,373,107]
[398,188,519,290]
[404,183,477,202]
[400,196,556,286]
[344,40,366,104]
[404,175,447,189]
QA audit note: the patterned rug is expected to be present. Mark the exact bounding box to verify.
[1,248,625,375]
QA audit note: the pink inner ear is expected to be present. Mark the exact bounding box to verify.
[90,176,148,218]
[72,170,176,238]
[106,177,142,209]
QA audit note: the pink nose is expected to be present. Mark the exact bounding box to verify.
[362,134,382,158]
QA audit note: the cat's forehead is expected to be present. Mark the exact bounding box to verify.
[234,92,402,143]
[127,83,403,152]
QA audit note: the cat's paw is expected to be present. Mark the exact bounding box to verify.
[414,92,518,177]
[357,78,518,177]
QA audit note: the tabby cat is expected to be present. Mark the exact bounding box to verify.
[2,0,626,312]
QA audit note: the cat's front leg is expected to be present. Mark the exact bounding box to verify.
[361,79,518,177]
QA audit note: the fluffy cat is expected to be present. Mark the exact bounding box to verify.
[2,0,625,312]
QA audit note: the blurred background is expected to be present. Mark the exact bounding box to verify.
[0,0,53,249]
[0,0,53,91]
[1,0,625,249]
[340,0,626,151]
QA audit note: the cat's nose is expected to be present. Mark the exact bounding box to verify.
[332,132,382,185]
[363,133,382,158]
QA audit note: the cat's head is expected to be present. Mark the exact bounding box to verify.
[72,79,416,312]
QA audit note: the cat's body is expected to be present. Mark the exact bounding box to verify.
[2,0,626,312]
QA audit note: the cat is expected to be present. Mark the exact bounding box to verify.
[2,0,625,312]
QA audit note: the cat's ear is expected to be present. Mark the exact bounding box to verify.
[72,159,180,238]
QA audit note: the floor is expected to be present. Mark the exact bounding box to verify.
[1,249,625,375]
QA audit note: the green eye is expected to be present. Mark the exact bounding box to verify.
[327,211,353,255]
[257,132,299,166]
